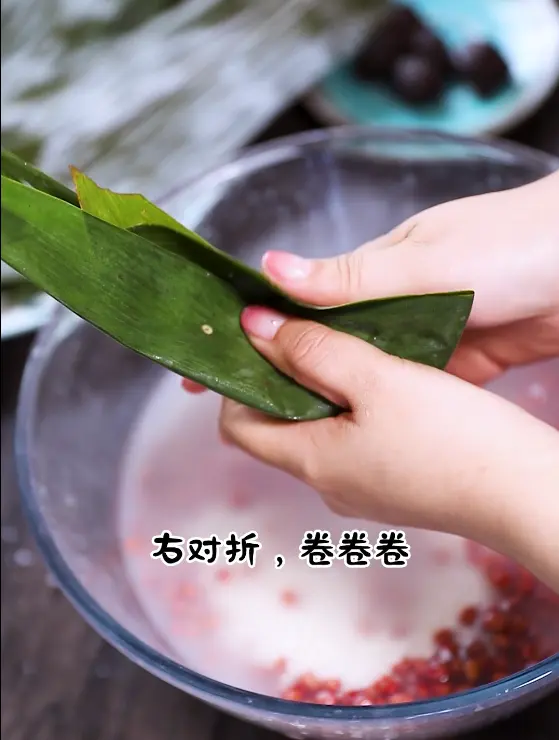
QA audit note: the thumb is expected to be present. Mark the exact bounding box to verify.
[262,227,459,306]
[240,306,395,408]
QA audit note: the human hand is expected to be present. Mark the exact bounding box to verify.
[182,172,559,589]
[216,309,559,590]
[253,170,559,386]
[184,170,559,394]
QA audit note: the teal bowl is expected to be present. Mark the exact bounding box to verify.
[307,0,559,135]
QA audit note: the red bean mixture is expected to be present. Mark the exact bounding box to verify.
[281,546,559,706]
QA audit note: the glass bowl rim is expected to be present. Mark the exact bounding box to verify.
[15,126,559,723]
[158,125,559,208]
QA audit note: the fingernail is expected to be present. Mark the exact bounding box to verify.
[262,251,312,281]
[181,378,206,394]
[241,306,286,340]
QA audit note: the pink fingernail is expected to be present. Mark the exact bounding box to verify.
[262,251,312,281]
[181,378,206,394]
[241,306,286,340]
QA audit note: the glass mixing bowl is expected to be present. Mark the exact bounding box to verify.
[15,128,558,739]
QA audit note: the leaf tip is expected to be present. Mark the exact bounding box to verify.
[68,164,82,188]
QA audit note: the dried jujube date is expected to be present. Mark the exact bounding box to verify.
[351,6,511,105]
[452,41,510,97]
[409,27,452,74]
[352,4,422,80]
[391,54,445,104]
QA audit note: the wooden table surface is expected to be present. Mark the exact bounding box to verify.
[2,93,559,740]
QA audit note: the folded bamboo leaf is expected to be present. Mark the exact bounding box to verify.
[71,168,475,358]
[70,167,270,300]
[72,168,304,308]
[2,175,333,419]
[133,223,474,371]
[1,149,79,207]
[71,167,199,237]
[1,166,475,421]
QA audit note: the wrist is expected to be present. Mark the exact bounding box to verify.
[503,423,559,592]
[468,413,559,593]
[505,170,559,315]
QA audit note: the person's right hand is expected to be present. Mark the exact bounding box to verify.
[180,171,559,591]
[256,170,559,386]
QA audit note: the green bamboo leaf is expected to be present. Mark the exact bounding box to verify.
[1,149,79,208]
[71,166,201,237]
[133,223,474,371]
[71,169,474,371]
[2,174,333,419]
[70,169,475,357]
[72,168,302,308]
[1,170,474,421]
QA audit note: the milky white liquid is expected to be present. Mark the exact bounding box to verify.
[118,373,495,695]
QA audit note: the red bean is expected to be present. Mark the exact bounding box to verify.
[280,551,558,706]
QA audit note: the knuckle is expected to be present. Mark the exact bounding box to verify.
[296,448,322,488]
[218,400,243,446]
[388,216,420,245]
[335,249,364,297]
[325,499,355,519]
[283,323,332,375]
[293,425,329,488]
[403,221,429,247]
[298,453,323,489]
[218,411,235,446]
[294,420,349,493]
[324,496,353,518]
